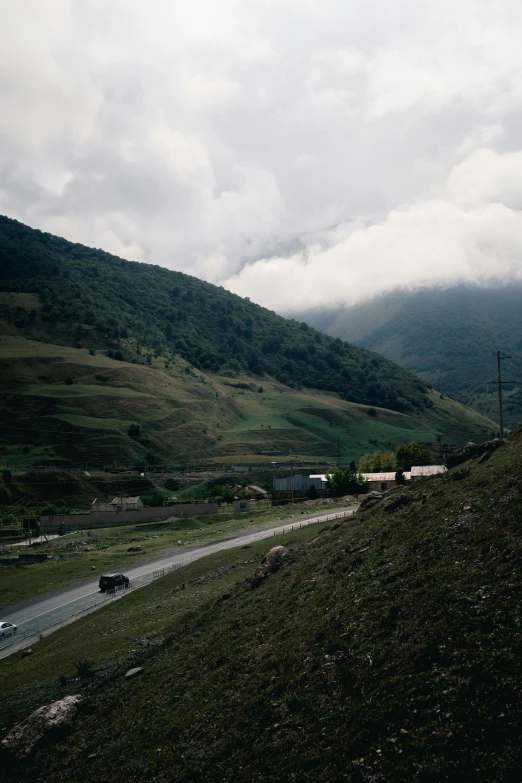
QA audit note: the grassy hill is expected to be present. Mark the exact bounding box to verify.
[0,218,497,470]
[0,335,496,472]
[2,427,521,781]
[298,285,522,427]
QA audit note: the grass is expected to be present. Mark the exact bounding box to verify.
[0,523,326,725]
[0,336,497,471]
[0,499,353,611]
[1,430,521,782]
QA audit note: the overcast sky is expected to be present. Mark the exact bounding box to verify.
[3,0,522,311]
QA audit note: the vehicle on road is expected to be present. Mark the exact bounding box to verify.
[0,621,17,639]
[98,573,130,592]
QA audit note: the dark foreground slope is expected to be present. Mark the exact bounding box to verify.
[2,432,521,782]
[299,284,522,426]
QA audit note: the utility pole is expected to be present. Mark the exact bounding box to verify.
[491,351,516,439]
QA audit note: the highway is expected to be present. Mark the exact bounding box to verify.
[0,505,356,657]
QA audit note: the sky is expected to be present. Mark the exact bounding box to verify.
[2,0,522,312]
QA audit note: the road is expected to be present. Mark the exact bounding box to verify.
[0,506,357,656]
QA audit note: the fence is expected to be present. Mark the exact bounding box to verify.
[271,508,354,536]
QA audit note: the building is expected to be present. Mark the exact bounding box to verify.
[408,465,447,480]
[272,474,325,504]
[91,496,144,512]
[361,465,447,491]
[233,498,250,512]
[310,474,328,490]
[247,484,268,495]
[361,472,398,492]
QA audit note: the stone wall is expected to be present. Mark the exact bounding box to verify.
[39,503,219,534]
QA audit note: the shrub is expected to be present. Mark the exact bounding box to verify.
[75,659,94,678]
[65,376,73,385]
[127,423,141,438]
[367,407,377,417]
[89,348,96,355]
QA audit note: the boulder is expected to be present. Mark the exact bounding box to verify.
[125,667,144,679]
[1,695,82,758]
[446,439,502,469]
[252,545,290,587]
[358,491,383,511]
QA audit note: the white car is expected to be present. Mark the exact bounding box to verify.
[0,621,17,639]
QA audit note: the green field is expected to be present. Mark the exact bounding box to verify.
[0,336,497,471]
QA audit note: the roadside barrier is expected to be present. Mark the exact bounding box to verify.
[273,508,354,536]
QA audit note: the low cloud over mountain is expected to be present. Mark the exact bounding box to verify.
[3,1,522,310]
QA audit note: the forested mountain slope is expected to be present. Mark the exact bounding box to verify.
[299,285,522,427]
[0,215,427,413]
[0,217,497,467]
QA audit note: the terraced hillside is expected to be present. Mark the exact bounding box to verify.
[0,335,496,470]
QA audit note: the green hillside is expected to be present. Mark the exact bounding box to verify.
[0,218,497,469]
[2,426,521,782]
[299,285,522,427]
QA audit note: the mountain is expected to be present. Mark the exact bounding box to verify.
[298,285,522,427]
[3,427,521,782]
[0,217,497,468]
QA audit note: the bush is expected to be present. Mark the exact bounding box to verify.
[89,348,96,356]
[75,659,94,678]
[127,423,141,438]
[367,407,377,417]
[65,376,73,385]
[2,469,12,483]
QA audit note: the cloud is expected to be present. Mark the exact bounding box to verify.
[224,148,522,310]
[1,1,522,310]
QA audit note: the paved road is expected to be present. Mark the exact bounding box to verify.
[0,506,357,654]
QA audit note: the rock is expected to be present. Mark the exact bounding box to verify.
[252,545,290,588]
[21,648,33,659]
[125,667,144,679]
[446,439,502,469]
[358,491,383,511]
[1,695,82,758]
[91,565,96,570]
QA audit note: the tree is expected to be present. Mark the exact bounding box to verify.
[127,423,141,438]
[326,467,368,496]
[381,451,397,471]
[395,468,406,485]
[358,453,374,472]
[396,442,434,471]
